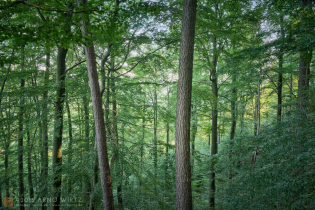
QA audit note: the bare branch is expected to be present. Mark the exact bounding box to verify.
[65,60,86,74]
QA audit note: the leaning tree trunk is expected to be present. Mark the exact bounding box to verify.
[77,0,115,209]
[175,0,197,209]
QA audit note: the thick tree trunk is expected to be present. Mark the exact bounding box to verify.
[175,0,197,209]
[77,0,115,209]
[51,47,67,210]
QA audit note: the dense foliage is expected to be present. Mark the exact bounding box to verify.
[0,0,314,209]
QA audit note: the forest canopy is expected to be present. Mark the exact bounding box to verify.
[0,0,314,209]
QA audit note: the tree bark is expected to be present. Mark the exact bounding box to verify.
[175,0,197,208]
[77,0,115,209]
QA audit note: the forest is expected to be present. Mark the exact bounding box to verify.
[0,0,314,209]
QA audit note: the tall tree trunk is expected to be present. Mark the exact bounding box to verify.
[41,51,50,210]
[18,48,25,210]
[209,34,219,209]
[51,3,73,208]
[51,47,68,210]
[89,46,110,210]
[277,16,284,122]
[77,0,115,209]
[175,0,197,209]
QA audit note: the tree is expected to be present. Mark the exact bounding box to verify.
[77,0,115,209]
[175,0,197,209]
[298,0,313,110]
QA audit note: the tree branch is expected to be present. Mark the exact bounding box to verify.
[116,39,179,78]
[65,60,86,74]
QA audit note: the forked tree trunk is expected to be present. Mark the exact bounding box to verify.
[175,0,197,209]
[77,0,114,209]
